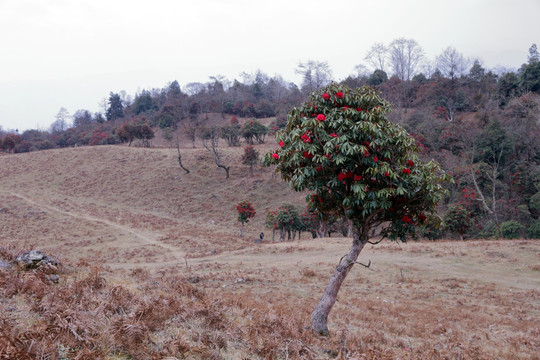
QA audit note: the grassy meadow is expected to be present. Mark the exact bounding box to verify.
[0,143,539,359]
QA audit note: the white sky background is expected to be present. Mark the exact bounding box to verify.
[0,0,538,132]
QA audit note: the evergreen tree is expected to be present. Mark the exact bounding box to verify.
[106,92,124,121]
[134,90,158,115]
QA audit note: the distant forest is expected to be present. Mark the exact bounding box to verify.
[1,40,539,239]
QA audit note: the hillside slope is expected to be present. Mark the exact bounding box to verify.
[0,143,305,265]
[1,144,539,359]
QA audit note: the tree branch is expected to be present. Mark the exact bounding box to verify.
[366,238,384,245]
[353,259,374,271]
[338,254,373,271]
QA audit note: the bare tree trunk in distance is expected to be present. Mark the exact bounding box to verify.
[176,138,190,174]
[205,135,230,179]
[310,226,367,335]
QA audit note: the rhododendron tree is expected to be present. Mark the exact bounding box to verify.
[263,83,450,335]
[0,134,22,153]
[241,145,260,176]
[236,200,256,236]
[265,204,302,242]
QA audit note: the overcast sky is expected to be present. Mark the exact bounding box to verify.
[1,0,538,132]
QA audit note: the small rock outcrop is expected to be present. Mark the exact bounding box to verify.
[0,259,10,269]
[16,250,59,270]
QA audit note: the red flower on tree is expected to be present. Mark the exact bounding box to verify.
[236,200,256,236]
[402,168,411,174]
[418,214,427,222]
[329,133,338,138]
[408,160,414,167]
[272,153,279,159]
[354,175,362,181]
[402,215,412,224]
[336,91,343,98]
[322,93,330,100]
[317,114,326,121]
[373,156,378,162]
[278,141,284,147]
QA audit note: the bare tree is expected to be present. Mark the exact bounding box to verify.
[176,137,190,174]
[98,97,108,115]
[421,59,436,78]
[364,42,388,72]
[204,129,230,179]
[353,64,370,78]
[119,90,133,107]
[50,107,71,133]
[184,82,206,96]
[208,74,231,90]
[436,46,471,79]
[389,38,424,81]
[267,75,288,103]
[295,60,332,94]
[470,143,505,238]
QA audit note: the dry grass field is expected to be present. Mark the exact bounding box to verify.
[1,144,539,359]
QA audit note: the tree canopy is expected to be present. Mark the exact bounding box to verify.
[264,83,450,241]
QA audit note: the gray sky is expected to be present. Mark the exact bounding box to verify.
[1,0,538,132]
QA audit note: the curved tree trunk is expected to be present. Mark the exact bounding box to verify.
[176,143,190,174]
[310,226,367,335]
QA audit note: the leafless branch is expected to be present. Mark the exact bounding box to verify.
[366,238,384,245]
[353,259,374,271]
[338,254,374,271]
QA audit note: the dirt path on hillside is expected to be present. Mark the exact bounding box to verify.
[112,238,540,291]
[0,190,186,261]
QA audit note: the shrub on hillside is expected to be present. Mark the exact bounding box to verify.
[89,130,114,146]
[530,191,540,218]
[117,120,155,147]
[241,120,267,144]
[528,220,540,239]
[241,145,259,175]
[13,141,31,153]
[0,134,22,153]
[220,125,241,146]
[443,204,474,240]
[500,220,526,239]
